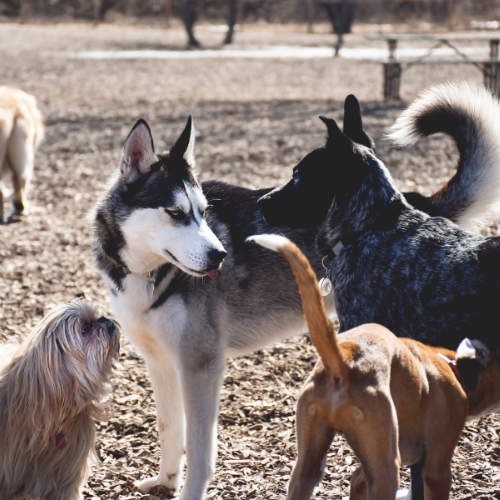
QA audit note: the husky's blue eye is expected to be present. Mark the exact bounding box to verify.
[165,209,183,219]
[82,322,92,335]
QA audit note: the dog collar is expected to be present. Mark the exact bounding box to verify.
[55,432,67,450]
[438,353,468,393]
[102,245,131,277]
[332,241,344,256]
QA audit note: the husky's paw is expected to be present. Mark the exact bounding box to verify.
[136,475,178,495]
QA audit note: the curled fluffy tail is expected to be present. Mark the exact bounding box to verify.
[247,234,346,376]
[389,82,500,232]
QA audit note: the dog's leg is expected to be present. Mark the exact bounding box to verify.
[136,354,186,494]
[349,466,367,499]
[420,456,452,500]
[344,390,400,500]
[399,459,425,500]
[7,120,34,216]
[0,125,12,224]
[0,180,4,223]
[350,467,409,500]
[176,353,226,500]
[288,404,335,500]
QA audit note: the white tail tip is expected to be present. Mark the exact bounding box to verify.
[246,234,289,252]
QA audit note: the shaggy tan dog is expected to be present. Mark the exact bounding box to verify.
[0,86,43,222]
[0,300,120,499]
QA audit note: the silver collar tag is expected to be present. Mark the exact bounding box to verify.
[318,255,333,297]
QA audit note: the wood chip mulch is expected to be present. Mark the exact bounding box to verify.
[1,22,500,500]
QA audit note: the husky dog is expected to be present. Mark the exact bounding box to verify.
[92,117,335,500]
[257,83,500,500]
[93,94,494,500]
[0,87,43,223]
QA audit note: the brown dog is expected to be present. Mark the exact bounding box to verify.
[249,233,500,500]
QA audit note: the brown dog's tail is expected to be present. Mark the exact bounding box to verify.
[247,234,346,376]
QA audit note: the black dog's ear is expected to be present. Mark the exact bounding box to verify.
[120,119,157,182]
[319,116,345,140]
[343,95,376,152]
[170,115,195,168]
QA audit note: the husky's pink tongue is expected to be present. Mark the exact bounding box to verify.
[206,269,219,279]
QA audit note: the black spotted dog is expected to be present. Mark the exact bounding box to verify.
[258,82,500,500]
[259,82,500,353]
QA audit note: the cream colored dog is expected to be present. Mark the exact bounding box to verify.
[0,300,120,499]
[0,87,43,222]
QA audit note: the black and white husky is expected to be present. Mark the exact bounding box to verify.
[92,84,498,500]
[93,118,335,500]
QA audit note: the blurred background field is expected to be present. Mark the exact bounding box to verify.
[2,2,500,499]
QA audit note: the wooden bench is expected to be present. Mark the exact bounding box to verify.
[366,34,500,100]
[380,57,500,99]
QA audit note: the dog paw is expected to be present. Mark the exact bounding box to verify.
[136,476,161,493]
[396,489,409,500]
[136,475,178,495]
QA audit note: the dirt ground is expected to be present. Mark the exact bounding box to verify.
[1,20,500,500]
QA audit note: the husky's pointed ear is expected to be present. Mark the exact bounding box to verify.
[343,95,376,151]
[170,116,195,168]
[120,119,156,182]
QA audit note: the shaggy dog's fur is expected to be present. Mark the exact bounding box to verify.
[0,301,120,500]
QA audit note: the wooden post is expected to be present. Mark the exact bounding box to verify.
[238,0,245,29]
[492,39,499,96]
[93,0,102,25]
[383,61,401,100]
[485,39,500,95]
[19,0,29,22]
[307,0,314,33]
[383,39,401,100]
[165,0,173,28]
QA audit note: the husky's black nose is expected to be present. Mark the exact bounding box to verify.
[208,248,227,266]
[97,316,116,335]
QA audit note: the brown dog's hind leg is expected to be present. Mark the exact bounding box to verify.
[421,458,452,500]
[344,390,400,500]
[288,404,335,500]
[349,466,367,500]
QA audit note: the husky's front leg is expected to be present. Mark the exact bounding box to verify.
[177,353,226,500]
[137,353,186,493]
